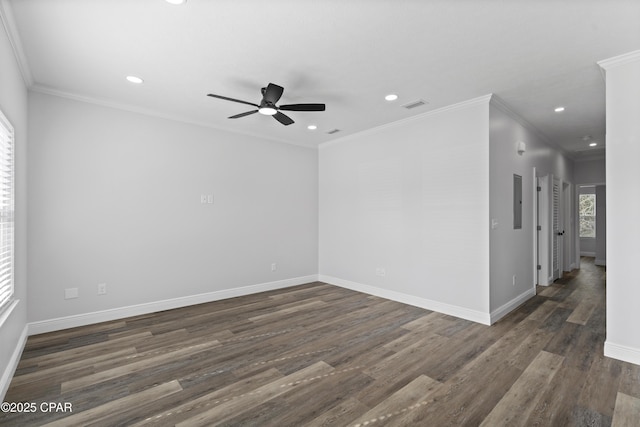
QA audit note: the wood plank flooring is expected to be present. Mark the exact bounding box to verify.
[2,257,639,426]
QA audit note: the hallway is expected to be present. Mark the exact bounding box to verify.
[532,257,638,425]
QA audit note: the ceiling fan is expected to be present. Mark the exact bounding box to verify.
[207,83,325,126]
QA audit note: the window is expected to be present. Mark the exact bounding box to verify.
[0,110,14,313]
[579,193,596,238]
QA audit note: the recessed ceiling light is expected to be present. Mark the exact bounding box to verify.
[589,142,598,147]
[165,0,186,4]
[307,125,317,130]
[554,106,565,113]
[385,94,398,101]
[126,75,144,84]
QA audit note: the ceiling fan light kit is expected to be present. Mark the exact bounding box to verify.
[258,107,277,116]
[207,83,325,126]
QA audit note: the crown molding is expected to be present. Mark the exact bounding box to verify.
[598,50,640,71]
[319,94,492,149]
[30,84,316,150]
[489,94,573,159]
[0,0,33,87]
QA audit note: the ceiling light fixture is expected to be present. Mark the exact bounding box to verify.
[385,94,398,101]
[126,75,144,84]
[589,142,598,147]
[307,125,317,130]
[258,107,277,116]
[165,0,187,5]
[554,106,565,113]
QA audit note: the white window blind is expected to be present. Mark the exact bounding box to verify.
[0,110,14,313]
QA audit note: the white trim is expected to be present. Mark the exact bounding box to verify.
[319,275,491,325]
[533,167,538,289]
[0,323,27,401]
[29,85,315,150]
[28,275,318,335]
[595,259,606,266]
[490,95,570,158]
[605,341,640,366]
[319,94,492,149]
[598,50,640,71]
[490,288,536,324]
[0,0,33,86]
[580,251,596,257]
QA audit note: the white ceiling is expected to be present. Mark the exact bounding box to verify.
[3,0,640,158]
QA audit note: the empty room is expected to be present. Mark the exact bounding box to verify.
[1,0,639,425]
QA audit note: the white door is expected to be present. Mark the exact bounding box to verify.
[552,178,563,280]
[537,175,550,286]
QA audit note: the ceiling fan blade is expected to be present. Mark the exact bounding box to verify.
[263,83,284,104]
[273,111,294,126]
[279,103,326,112]
[229,110,258,119]
[207,94,259,108]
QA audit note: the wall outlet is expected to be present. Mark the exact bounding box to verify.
[271,263,277,272]
[98,283,107,295]
[64,288,79,299]
[376,268,386,277]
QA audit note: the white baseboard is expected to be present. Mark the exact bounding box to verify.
[319,275,491,325]
[28,275,318,335]
[490,288,536,324]
[581,251,596,257]
[595,259,606,266]
[605,341,640,366]
[0,324,28,401]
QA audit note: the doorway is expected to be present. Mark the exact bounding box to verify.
[537,174,574,285]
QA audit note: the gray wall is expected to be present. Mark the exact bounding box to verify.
[27,92,318,323]
[0,16,29,398]
[319,97,491,323]
[574,158,605,185]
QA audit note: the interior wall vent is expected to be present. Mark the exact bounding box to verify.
[402,100,427,110]
[327,129,341,134]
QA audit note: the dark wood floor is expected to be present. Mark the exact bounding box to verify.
[2,258,639,426]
